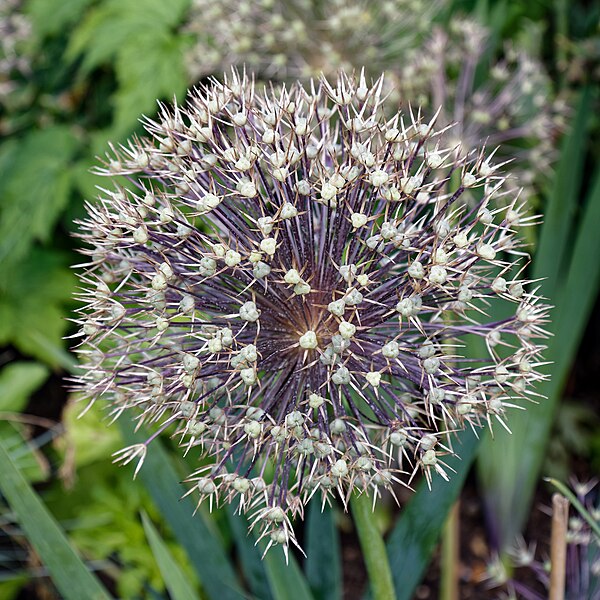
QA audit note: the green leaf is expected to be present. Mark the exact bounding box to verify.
[533,87,592,290]
[112,31,188,137]
[0,249,76,366]
[226,507,273,600]
[263,547,314,600]
[141,512,200,600]
[477,92,600,551]
[0,126,79,267]
[0,362,49,412]
[67,0,189,69]
[305,503,342,600]
[0,437,112,600]
[376,428,480,600]
[118,419,244,600]
[26,0,97,37]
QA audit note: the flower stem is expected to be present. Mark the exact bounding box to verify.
[350,492,396,600]
[440,501,460,600]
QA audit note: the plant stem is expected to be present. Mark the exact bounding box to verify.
[549,493,569,600]
[440,501,460,600]
[351,492,395,600]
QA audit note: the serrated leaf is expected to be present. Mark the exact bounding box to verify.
[112,31,188,137]
[26,0,96,37]
[0,126,79,267]
[67,0,190,73]
[0,362,50,412]
[0,249,76,366]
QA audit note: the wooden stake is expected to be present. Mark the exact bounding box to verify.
[549,493,569,600]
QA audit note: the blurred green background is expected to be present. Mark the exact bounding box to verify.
[0,0,599,598]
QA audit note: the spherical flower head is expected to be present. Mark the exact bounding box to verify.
[183,0,443,82]
[75,70,549,554]
[396,17,563,195]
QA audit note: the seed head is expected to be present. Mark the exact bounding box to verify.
[183,0,442,81]
[74,71,548,554]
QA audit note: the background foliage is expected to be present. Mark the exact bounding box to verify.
[0,0,598,598]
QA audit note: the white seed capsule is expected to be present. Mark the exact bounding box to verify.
[257,216,274,235]
[239,301,260,322]
[477,243,497,261]
[453,232,469,248]
[237,180,257,198]
[492,277,507,293]
[370,169,389,187]
[284,269,302,285]
[423,357,440,374]
[408,261,425,279]
[382,340,400,359]
[429,265,447,284]
[338,320,356,339]
[309,393,325,409]
[294,281,311,295]
[225,249,242,267]
[260,237,277,256]
[253,261,271,279]
[462,173,477,187]
[351,213,368,228]
[331,459,348,478]
[299,330,318,349]
[133,226,148,244]
[320,182,337,200]
[198,257,217,277]
[280,202,298,219]
[366,371,381,387]
[328,299,346,317]
[332,366,350,385]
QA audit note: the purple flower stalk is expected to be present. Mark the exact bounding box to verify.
[74,71,548,554]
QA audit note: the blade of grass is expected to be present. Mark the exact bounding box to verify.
[305,502,342,600]
[119,419,244,600]
[141,511,199,600]
[0,437,111,600]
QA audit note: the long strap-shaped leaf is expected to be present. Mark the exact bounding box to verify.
[305,502,342,600]
[0,436,112,600]
[477,88,598,551]
[141,512,200,600]
[119,420,244,600]
[363,428,480,600]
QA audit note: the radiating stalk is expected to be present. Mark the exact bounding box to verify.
[351,492,395,600]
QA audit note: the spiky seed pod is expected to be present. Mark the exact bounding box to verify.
[183,0,443,82]
[395,18,564,195]
[74,71,549,555]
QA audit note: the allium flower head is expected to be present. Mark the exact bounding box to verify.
[396,18,563,193]
[75,71,548,554]
[184,0,442,81]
